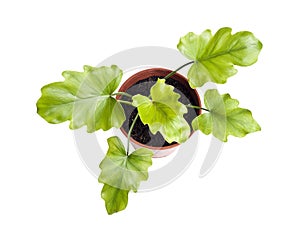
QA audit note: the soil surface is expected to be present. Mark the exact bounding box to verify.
[120,76,199,147]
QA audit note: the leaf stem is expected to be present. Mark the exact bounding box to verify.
[118,100,135,107]
[163,61,195,80]
[127,113,139,155]
[186,104,210,112]
[112,92,133,98]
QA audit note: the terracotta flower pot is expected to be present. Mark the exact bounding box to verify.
[117,68,201,158]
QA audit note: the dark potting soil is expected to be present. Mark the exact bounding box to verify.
[120,76,199,147]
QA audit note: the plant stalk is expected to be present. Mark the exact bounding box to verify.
[127,113,139,155]
[186,104,210,112]
[112,92,133,98]
[118,100,135,107]
[163,61,194,80]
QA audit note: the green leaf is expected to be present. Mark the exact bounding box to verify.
[192,89,261,142]
[177,30,212,61]
[177,27,262,87]
[99,136,153,214]
[101,184,129,215]
[36,65,125,132]
[132,79,190,144]
[99,136,153,191]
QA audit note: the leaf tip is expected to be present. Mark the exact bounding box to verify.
[258,40,263,50]
[157,78,166,84]
[61,70,70,79]
[83,65,93,72]
[258,124,262,131]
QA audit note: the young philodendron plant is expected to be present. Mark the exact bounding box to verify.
[37,27,262,214]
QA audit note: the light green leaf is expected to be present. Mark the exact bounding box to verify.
[101,184,129,215]
[99,136,153,192]
[192,89,261,142]
[177,30,212,61]
[177,27,263,87]
[132,79,190,144]
[36,65,125,132]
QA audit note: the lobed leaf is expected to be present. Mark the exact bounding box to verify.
[132,79,190,144]
[36,65,125,132]
[192,89,261,142]
[99,136,153,191]
[178,27,262,87]
[99,136,153,214]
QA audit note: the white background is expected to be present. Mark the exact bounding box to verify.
[1,0,299,234]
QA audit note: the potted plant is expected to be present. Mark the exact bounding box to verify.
[117,67,202,158]
[36,27,262,214]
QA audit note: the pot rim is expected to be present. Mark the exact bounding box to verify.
[117,67,201,151]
